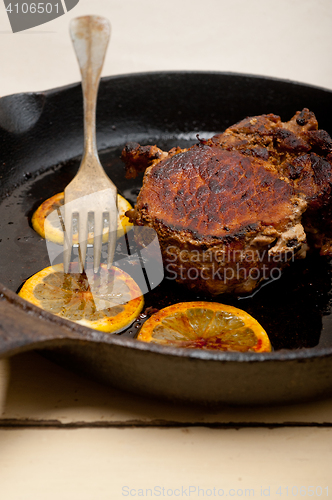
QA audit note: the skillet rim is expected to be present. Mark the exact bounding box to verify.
[1,69,332,363]
[4,68,332,100]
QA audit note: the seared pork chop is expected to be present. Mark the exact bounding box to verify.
[122,109,332,295]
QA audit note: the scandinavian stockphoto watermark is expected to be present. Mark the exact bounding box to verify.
[3,0,80,33]
[164,245,297,284]
[43,191,297,305]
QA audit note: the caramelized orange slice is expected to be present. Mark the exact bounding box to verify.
[19,263,143,333]
[137,301,271,352]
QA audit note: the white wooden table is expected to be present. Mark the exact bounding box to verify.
[1,353,332,499]
[0,1,332,498]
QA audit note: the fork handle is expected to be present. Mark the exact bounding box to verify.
[70,16,111,161]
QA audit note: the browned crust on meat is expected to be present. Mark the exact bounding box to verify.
[135,146,297,240]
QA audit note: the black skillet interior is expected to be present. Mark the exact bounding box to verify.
[1,71,332,354]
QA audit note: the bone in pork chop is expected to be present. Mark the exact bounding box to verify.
[122,109,332,295]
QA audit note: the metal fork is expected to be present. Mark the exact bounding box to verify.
[63,15,117,274]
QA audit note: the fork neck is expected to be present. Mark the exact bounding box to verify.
[82,75,99,159]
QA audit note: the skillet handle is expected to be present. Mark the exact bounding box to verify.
[0,295,85,358]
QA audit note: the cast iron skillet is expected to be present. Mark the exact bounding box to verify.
[1,71,332,405]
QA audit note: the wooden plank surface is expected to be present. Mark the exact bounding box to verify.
[0,427,331,500]
[2,353,332,426]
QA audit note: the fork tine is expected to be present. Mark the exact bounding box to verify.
[78,209,88,273]
[93,212,104,273]
[107,210,117,269]
[63,208,73,273]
